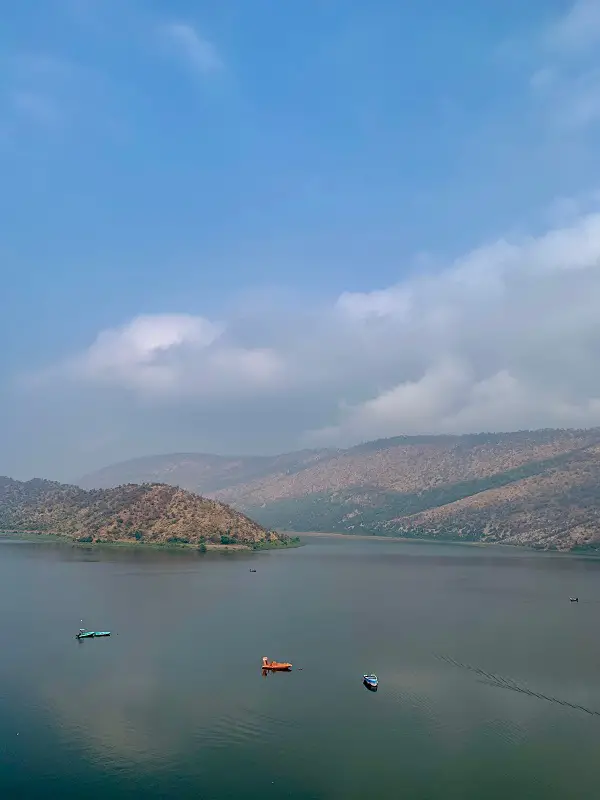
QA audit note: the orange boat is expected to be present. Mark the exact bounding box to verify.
[262,656,292,671]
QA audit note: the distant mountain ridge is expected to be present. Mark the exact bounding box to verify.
[79,449,338,494]
[78,428,600,551]
[0,476,291,549]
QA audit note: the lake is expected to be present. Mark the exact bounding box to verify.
[1,535,600,798]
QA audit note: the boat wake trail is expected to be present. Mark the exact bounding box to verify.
[438,655,600,718]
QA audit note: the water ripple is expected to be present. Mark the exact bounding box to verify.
[438,655,600,718]
[203,705,297,750]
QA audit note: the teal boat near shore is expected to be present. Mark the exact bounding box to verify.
[75,629,111,639]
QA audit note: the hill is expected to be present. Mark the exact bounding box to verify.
[78,428,600,551]
[79,449,337,494]
[0,477,292,549]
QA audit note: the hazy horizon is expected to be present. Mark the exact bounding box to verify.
[4,0,600,480]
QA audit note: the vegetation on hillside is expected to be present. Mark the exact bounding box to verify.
[77,428,600,551]
[245,446,600,550]
[0,477,294,549]
[244,450,580,531]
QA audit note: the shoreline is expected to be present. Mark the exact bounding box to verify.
[287,530,600,557]
[0,531,302,554]
[2,529,595,558]
[286,530,498,547]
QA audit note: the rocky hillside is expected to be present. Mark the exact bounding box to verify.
[0,477,292,549]
[78,428,600,551]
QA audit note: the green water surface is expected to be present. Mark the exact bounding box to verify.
[1,535,599,798]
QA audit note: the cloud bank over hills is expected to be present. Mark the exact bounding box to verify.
[17,210,600,472]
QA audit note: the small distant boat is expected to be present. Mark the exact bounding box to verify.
[363,674,378,690]
[570,597,579,603]
[262,656,292,671]
[249,568,257,573]
[76,629,111,639]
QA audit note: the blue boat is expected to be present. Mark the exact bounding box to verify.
[363,673,378,690]
[76,629,111,639]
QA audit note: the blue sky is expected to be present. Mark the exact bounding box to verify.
[4,0,600,480]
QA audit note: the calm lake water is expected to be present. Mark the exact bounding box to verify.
[1,535,600,798]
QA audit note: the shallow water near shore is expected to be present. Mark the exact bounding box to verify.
[1,534,600,798]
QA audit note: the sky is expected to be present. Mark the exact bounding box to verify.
[4,0,600,480]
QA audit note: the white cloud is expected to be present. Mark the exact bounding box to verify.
[531,63,600,131]
[542,0,600,54]
[161,22,223,75]
[529,1,600,131]
[69,314,221,391]
[28,206,600,453]
[305,209,600,444]
[336,285,412,320]
[12,0,600,470]
[38,313,284,399]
